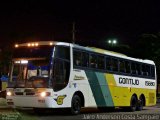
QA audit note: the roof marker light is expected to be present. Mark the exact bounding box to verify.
[15,44,19,48]
[49,42,53,45]
[31,43,35,46]
[28,43,31,47]
[35,43,39,46]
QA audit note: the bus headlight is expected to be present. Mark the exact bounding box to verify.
[7,91,12,96]
[40,92,46,97]
[40,92,51,97]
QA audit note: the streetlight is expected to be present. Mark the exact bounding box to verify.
[107,39,117,46]
[113,40,117,44]
[108,40,112,44]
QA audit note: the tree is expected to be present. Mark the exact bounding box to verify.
[0,45,13,76]
[135,33,160,84]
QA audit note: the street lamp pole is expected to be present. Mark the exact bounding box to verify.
[72,22,76,44]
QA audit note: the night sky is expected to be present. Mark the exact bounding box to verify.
[0,0,160,48]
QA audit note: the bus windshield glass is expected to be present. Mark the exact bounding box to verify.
[8,46,53,88]
[52,46,70,91]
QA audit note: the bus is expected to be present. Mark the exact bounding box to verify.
[6,41,157,114]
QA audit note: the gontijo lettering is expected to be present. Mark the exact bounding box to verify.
[119,77,139,85]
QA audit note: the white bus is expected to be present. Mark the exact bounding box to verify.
[6,41,157,114]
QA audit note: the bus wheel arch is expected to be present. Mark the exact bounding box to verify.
[72,91,85,107]
[70,91,84,115]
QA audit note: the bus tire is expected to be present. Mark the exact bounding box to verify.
[130,95,137,112]
[71,95,81,115]
[136,96,144,111]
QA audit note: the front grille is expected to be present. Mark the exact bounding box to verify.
[15,92,36,96]
[26,92,35,95]
[7,102,14,105]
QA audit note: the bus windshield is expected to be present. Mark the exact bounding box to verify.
[8,46,53,88]
[52,46,70,91]
[26,76,49,88]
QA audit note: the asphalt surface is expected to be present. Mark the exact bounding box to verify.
[15,104,160,120]
[1,97,160,120]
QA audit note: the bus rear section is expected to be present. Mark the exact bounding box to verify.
[71,45,157,112]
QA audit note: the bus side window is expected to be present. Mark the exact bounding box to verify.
[151,65,155,78]
[135,63,141,75]
[97,55,105,69]
[142,64,148,76]
[82,52,89,67]
[146,65,151,76]
[119,60,126,73]
[89,54,97,68]
[106,57,112,71]
[73,50,82,66]
[131,62,136,75]
[125,61,131,74]
[112,58,118,72]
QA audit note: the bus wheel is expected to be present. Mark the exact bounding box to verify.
[130,96,137,112]
[136,96,144,111]
[71,95,81,115]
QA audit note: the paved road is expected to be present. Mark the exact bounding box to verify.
[17,104,160,120]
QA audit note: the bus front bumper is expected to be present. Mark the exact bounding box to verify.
[6,96,58,108]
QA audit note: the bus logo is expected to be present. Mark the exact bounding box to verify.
[55,95,67,105]
[74,75,85,80]
[119,77,139,85]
